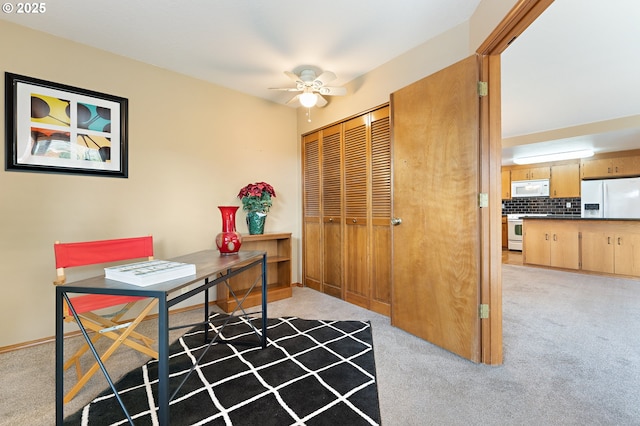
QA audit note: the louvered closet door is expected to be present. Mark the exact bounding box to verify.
[343,115,370,308]
[302,132,321,291]
[321,124,343,298]
[369,107,391,315]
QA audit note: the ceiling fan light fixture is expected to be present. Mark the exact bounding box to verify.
[299,90,318,108]
[513,149,594,165]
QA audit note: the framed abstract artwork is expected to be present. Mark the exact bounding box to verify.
[4,72,128,178]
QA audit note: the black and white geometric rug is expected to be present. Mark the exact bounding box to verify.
[64,314,381,425]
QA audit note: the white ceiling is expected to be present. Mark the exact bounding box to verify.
[2,0,639,165]
[501,0,640,165]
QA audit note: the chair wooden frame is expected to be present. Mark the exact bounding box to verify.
[53,236,159,403]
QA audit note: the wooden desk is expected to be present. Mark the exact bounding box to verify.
[55,250,267,426]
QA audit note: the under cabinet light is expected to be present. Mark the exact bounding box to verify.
[513,149,594,165]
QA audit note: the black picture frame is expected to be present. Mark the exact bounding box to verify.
[5,72,128,178]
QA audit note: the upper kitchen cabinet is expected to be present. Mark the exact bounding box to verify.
[510,166,550,181]
[501,169,511,200]
[550,163,580,198]
[581,151,640,179]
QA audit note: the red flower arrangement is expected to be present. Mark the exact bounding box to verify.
[237,181,276,213]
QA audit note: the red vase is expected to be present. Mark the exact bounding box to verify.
[215,206,242,255]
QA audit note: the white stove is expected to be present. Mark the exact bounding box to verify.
[507,214,548,251]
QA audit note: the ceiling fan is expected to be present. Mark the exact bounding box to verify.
[269,69,347,108]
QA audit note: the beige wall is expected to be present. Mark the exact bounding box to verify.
[0,20,299,347]
[0,0,518,348]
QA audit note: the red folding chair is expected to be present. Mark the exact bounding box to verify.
[53,236,159,402]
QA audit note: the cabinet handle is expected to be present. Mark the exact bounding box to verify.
[329,217,333,222]
[618,237,622,245]
[607,236,611,245]
[352,219,357,223]
[545,233,549,241]
[553,234,557,241]
[615,166,619,173]
[608,167,612,174]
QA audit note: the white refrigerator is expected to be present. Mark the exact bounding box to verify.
[581,177,640,218]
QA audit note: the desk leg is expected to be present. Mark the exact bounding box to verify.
[158,296,169,426]
[204,277,209,342]
[55,289,64,425]
[261,252,267,349]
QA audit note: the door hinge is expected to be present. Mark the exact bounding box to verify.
[477,81,488,97]
[478,193,489,208]
[479,304,489,319]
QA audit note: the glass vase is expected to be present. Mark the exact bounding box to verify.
[246,211,267,235]
[215,206,242,255]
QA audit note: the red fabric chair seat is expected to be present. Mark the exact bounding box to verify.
[68,295,146,314]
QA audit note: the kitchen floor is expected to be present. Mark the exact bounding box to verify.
[502,249,523,265]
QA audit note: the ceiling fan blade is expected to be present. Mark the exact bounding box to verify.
[286,94,301,105]
[284,71,301,84]
[315,94,328,108]
[268,87,302,92]
[314,71,336,86]
[319,86,347,96]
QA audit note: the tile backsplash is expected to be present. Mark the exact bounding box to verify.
[502,197,581,216]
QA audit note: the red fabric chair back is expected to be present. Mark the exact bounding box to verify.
[54,236,154,268]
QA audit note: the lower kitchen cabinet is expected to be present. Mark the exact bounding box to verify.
[523,219,640,278]
[523,220,580,270]
[581,222,640,277]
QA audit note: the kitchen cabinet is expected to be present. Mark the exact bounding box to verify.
[216,233,292,312]
[550,163,580,198]
[510,166,550,181]
[523,219,580,270]
[501,169,511,199]
[581,155,640,179]
[581,222,640,277]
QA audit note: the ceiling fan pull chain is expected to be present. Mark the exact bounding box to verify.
[307,107,312,123]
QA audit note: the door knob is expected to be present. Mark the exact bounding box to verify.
[391,217,402,226]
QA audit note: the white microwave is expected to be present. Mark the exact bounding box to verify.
[511,179,550,197]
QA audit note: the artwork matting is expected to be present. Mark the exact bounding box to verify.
[5,72,128,178]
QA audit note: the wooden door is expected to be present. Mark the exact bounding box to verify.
[322,124,343,298]
[302,132,322,291]
[344,115,370,308]
[391,55,481,362]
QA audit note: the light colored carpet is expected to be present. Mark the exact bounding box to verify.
[1,265,639,425]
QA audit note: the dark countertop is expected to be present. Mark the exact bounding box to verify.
[522,215,640,221]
